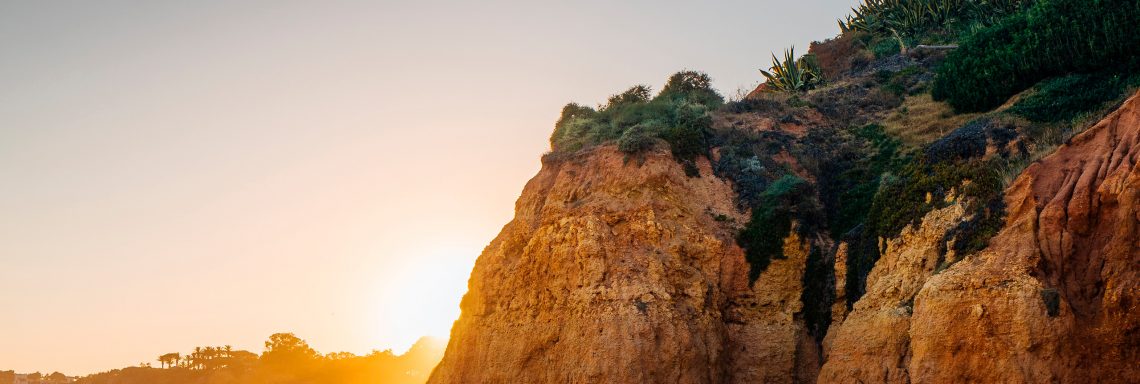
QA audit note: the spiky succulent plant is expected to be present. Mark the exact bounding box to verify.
[759,47,823,93]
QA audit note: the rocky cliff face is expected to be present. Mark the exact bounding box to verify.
[820,92,1140,383]
[430,93,1139,383]
[818,202,966,383]
[428,146,823,383]
[904,92,1140,383]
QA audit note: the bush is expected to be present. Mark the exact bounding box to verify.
[819,124,906,239]
[839,0,1034,43]
[605,85,652,109]
[548,72,724,164]
[871,38,901,58]
[550,103,598,151]
[1009,72,1135,122]
[932,0,1140,112]
[617,124,657,154]
[659,71,724,106]
[722,97,786,115]
[809,32,870,80]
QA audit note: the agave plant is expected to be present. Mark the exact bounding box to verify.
[839,0,1005,36]
[759,47,823,93]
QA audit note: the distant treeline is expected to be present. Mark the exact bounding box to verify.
[12,333,444,384]
[0,371,71,384]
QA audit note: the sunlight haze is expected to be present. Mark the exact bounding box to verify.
[0,0,857,375]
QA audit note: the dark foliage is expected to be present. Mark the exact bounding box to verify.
[801,246,835,344]
[722,97,787,115]
[1009,72,1137,122]
[819,124,907,239]
[659,71,725,106]
[617,124,657,154]
[932,0,1140,112]
[712,128,798,209]
[736,175,822,282]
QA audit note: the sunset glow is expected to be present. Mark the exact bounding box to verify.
[0,0,858,377]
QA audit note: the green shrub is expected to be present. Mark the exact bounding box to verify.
[820,124,906,239]
[737,175,821,282]
[550,103,598,151]
[617,124,657,154]
[932,0,1140,112]
[878,66,928,96]
[871,38,901,58]
[723,97,787,114]
[548,72,723,164]
[605,85,652,110]
[659,71,724,106]
[1009,72,1134,122]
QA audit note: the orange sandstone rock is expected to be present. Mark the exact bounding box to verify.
[428,146,820,384]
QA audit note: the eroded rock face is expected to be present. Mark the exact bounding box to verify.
[428,146,820,384]
[908,93,1140,383]
[431,93,1139,383]
[817,203,966,384]
[820,92,1140,383]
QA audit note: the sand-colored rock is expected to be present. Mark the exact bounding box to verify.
[907,92,1140,383]
[822,242,849,356]
[817,203,966,383]
[429,145,820,383]
[819,91,1140,384]
[724,228,821,384]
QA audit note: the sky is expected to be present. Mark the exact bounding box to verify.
[0,0,858,375]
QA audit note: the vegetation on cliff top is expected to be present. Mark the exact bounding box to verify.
[549,71,723,172]
[543,0,1138,311]
[931,0,1140,112]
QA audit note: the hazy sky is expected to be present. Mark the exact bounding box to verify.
[0,0,857,375]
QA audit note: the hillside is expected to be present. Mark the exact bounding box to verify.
[429,0,1140,382]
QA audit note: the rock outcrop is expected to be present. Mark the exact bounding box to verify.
[430,90,1139,384]
[818,202,965,383]
[819,92,1140,383]
[429,146,822,383]
[906,92,1140,383]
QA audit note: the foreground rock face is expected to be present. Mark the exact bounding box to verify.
[820,92,1140,383]
[907,93,1140,383]
[818,203,966,383]
[429,146,820,383]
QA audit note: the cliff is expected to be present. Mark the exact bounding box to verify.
[428,145,828,383]
[905,92,1140,383]
[820,92,1140,383]
[430,90,1139,383]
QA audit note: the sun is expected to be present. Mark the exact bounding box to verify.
[372,244,478,352]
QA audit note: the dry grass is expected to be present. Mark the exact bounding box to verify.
[882,94,981,147]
